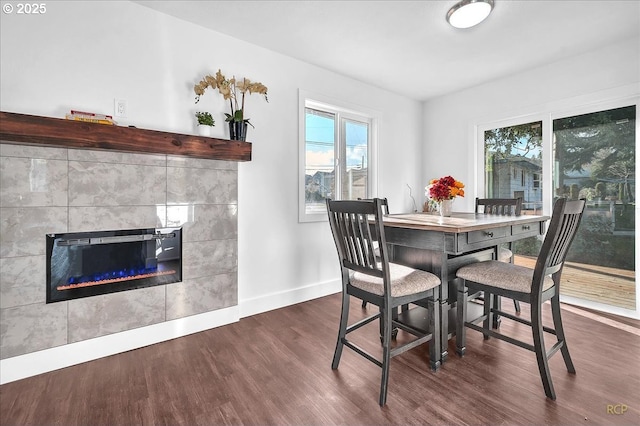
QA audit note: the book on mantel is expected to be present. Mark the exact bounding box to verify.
[65,109,117,125]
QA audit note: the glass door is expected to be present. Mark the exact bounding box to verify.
[553,105,636,311]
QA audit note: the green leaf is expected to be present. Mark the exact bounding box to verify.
[195,111,215,126]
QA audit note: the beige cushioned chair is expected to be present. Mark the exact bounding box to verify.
[326,198,441,406]
[456,198,586,400]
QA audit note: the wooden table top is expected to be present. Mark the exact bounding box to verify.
[382,212,550,233]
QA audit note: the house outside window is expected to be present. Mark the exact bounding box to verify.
[299,92,377,222]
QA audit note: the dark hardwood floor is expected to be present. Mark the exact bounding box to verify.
[1,293,639,425]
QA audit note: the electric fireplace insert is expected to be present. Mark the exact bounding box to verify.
[46,227,182,303]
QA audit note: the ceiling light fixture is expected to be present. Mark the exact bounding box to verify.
[446,0,494,29]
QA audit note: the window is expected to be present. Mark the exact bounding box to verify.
[482,120,543,212]
[481,119,544,257]
[533,173,541,189]
[299,92,377,222]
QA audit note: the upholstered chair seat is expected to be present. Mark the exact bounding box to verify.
[352,262,441,297]
[457,260,554,294]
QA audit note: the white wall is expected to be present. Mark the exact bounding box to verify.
[0,1,423,318]
[421,36,640,318]
[421,36,640,212]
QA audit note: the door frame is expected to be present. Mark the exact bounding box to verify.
[474,95,639,319]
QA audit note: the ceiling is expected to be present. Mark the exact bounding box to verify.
[134,0,640,101]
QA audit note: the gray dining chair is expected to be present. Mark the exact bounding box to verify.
[475,197,523,315]
[326,198,441,406]
[456,198,586,400]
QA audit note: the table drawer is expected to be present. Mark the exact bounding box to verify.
[512,223,537,236]
[467,226,509,244]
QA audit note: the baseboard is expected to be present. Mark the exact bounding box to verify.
[239,279,341,318]
[560,294,639,320]
[1,279,343,385]
[0,305,239,385]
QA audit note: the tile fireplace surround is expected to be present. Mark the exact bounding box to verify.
[0,142,238,376]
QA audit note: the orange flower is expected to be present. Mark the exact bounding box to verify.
[426,176,465,201]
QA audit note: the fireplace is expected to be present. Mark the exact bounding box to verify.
[46,227,182,303]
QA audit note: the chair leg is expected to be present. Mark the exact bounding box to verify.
[531,300,556,400]
[492,296,520,317]
[377,307,399,344]
[508,247,521,315]
[491,294,501,328]
[483,291,492,339]
[550,294,576,374]
[379,306,393,406]
[362,300,367,309]
[456,282,467,356]
[332,291,350,370]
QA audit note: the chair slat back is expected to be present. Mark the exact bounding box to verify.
[326,199,387,279]
[476,197,523,216]
[532,198,586,295]
[358,197,390,215]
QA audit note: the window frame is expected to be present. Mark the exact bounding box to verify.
[475,114,550,215]
[298,90,378,223]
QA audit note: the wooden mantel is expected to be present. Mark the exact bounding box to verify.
[0,111,251,161]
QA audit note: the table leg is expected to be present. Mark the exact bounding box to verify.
[491,244,502,328]
[433,251,450,362]
[439,298,449,362]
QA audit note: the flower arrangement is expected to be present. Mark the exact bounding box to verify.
[194,69,268,128]
[426,175,465,202]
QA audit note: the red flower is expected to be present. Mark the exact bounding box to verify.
[426,176,465,202]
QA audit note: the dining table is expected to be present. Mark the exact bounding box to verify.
[381,211,550,363]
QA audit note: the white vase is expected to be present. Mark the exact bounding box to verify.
[198,125,211,137]
[439,199,453,217]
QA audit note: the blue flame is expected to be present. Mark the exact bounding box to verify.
[68,266,159,285]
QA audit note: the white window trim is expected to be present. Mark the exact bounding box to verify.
[298,89,379,223]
